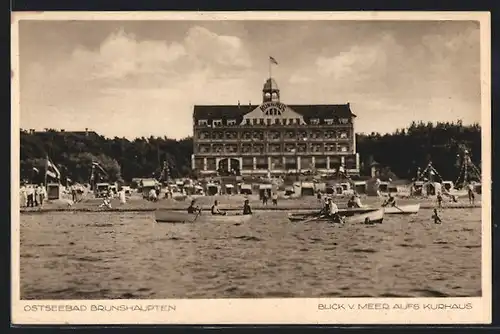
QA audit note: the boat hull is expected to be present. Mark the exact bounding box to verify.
[383,203,420,214]
[288,208,385,224]
[154,210,252,223]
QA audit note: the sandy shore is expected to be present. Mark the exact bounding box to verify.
[20,193,481,213]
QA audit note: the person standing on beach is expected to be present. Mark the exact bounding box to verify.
[20,184,27,207]
[436,192,443,208]
[272,192,278,206]
[71,185,77,202]
[262,192,268,205]
[432,208,442,224]
[467,183,475,205]
[242,199,252,215]
[119,188,127,205]
[26,185,34,207]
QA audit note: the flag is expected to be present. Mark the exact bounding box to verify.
[269,56,278,65]
[46,157,61,180]
[92,161,108,176]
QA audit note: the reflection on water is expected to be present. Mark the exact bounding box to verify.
[20,209,482,299]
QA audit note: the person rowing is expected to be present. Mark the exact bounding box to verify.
[326,198,344,224]
[382,193,397,207]
[242,199,252,215]
[348,194,365,208]
[187,199,201,214]
[319,196,331,216]
[211,200,226,216]
[347,196,356,209]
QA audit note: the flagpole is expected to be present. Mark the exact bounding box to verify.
[269,56,271,79]
[44,154,48,188]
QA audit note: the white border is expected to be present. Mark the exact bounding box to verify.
[11,11,492,325]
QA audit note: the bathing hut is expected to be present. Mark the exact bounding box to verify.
[206,183,220,196]
[425,181,441,196]
[387,184,398,194]
[442,181,455,192]
[224,184,235,195]
[46,183,61,200]
[284,186,295,196]
[378,181,389,193]
[353,181,367,194]
[193,185,204,195]
[139,179,158,199]
[300,182,315,196]
[325,184,335,195]
[240,183,252,195]
[473,182,482,194]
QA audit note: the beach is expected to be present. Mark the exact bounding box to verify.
[19,197,482,299]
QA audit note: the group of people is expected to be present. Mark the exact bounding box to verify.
[98,188,127,209]
[20,184,47,208]
[186,199,253,216]
[261,192,278,206]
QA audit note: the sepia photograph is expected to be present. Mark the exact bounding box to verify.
[11,11,491,324]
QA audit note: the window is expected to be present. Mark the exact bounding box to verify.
[266,118,272,125]
[289,119,294,125]
[213,119,222,127]
[325,144,336,152]
[312,144,323,152]
[260,118,264,125]
[341,146,348,152]
[311,130,322,139]
[198,119,208,126]
[274,118,280,125]
[340,132,348,139]
[339,118,349,124]
[253,119,258,125]
[227,119,237,126]
[310,118,320,125]
[295,118,301,124]
[199,131,210,139]
[246,119,251,125]
[325,119,334,125]
[324,130,335,139]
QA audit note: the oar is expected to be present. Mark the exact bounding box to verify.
[301,215,324,223]
[393,205,405,213]
[192,208,202,223]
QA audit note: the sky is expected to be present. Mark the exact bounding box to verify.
[18,19,481,139]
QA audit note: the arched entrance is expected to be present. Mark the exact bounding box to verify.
[217,158,241,176]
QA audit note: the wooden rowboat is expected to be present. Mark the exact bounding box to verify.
[382,203,420,214]
[288,208,385,224]
[154,210,252,223]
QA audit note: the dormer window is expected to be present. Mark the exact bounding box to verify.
[227,119,237,126]
[213,119,222,127]
[310,118,320,125]
[325,119,334,125]
[198,119,208,126]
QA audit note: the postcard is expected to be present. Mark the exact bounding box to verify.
[11,11,491,325]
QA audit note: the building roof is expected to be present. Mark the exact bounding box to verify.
[193,104,356,121]
[263,78,279,91]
